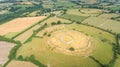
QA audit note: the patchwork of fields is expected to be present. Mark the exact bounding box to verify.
[16,24,116,67]
[82,17,120,33]
[0,7,120,67]
[0,16,46,36]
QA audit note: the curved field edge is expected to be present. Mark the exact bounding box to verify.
[16,23,118,67]
[16,37,101,67]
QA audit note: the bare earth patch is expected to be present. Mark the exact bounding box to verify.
[6,60,38,67]
[0,16,46,35]
[0,41,16,66]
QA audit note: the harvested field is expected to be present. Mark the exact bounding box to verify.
[0,16,46,36]
[6,60,38,67]
[0,41,16,66]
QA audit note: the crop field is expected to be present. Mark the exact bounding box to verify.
[60,14,87,22]
[0,2,119,67]
[51,11,61,16]
[98,13,120,19]
[54,1,76,8]
[42,1,54,9]
[0,16,46,36]
[40,17,71,25]
[16,23,116,67]
[0,41,16,66]
[82,17,120,33]
[6,60,38,67]
[28,10,42,17]
[67,8,103,17]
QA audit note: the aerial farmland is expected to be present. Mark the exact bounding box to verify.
[0,0,120,67]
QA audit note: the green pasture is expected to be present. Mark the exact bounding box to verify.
[16,38,100,67]
[16,24,116,67]
[82,17,120,33]
[60,14,87,22]
[114,55,120,67]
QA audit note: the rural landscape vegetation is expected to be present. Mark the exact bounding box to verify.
[0,0,120,67]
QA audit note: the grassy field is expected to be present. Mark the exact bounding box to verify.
[16,23,116,67]
[28,10,42,17]
[114,55,120,67]
[98,13,120,19]
[82,17,120,33]
[54,1,77,8]
[7,60,38,67]
[60,14,87,22]
[67,9,89,17]
[16,38,100,67]
[67,8,103,17]
[4,32,19,38]
[67,24,115,64]
[40,17,71,25]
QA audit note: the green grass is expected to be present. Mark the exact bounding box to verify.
[67,24,115,64]
[4,32,19,38]
[108,6,120,11]
[16,24,116,67]
[60,14,87,22]
[54,1,76,8]
[82,17,120,33]
[16,38,100,67]
[40,17,71,26]
[114,55,120,67]
[98,13,120,19]
[67,8,102,17]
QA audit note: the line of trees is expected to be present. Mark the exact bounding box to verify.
[17,55,47,67]
[0,36,22,67]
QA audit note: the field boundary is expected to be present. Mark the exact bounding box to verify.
[11,16,50,40]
